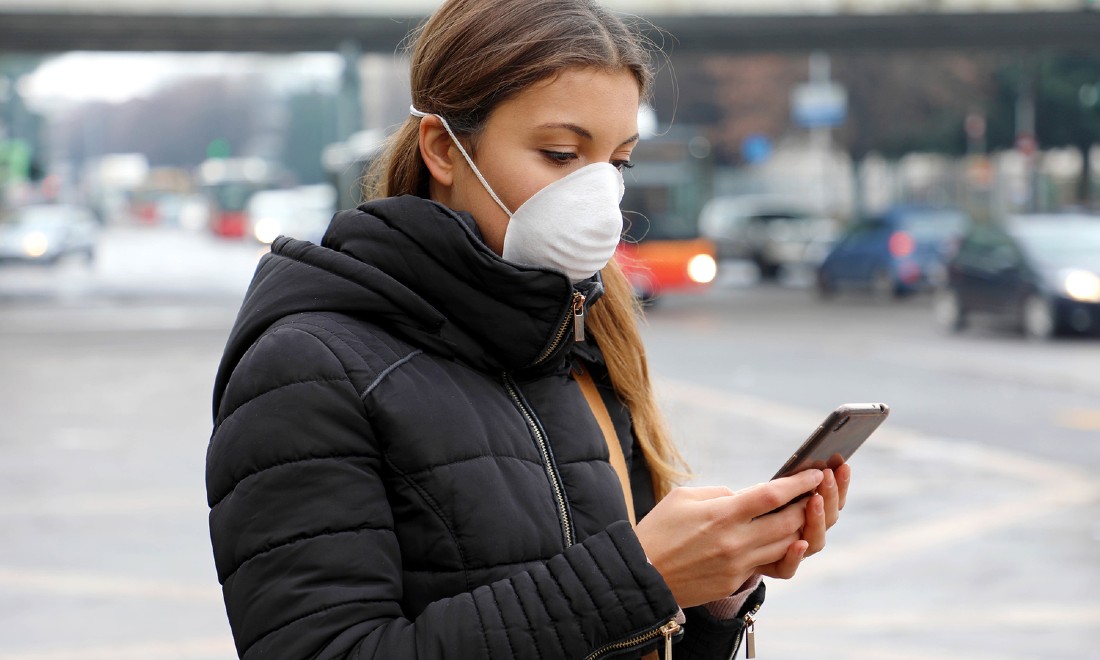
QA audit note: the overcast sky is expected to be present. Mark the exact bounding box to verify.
[20,52,344,108]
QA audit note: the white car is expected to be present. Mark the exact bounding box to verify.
[247,185,338,246]
[0,204,99,265]
[699,195,839,279]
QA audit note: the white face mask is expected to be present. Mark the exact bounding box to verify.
[412,106,625,283]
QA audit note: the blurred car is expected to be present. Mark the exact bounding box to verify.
[816,205,968,298]
[699,194,839,278]
[615,238,717,302]
[616,178,718,302]
[246,185,338,246]
[933,215,1100,340]
[0,204,99,265]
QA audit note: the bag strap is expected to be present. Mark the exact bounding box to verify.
[575,367,636,526]
[577,368,663,660]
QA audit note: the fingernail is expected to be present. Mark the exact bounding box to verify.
[814,495,825,514]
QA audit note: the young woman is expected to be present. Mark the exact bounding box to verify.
[206,0,850,657]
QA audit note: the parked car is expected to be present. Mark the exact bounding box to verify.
[698,194,838,279]
[0,203,99,265]
[816,205,968,298]
[246,185,338,246]
[933,215,1100,339]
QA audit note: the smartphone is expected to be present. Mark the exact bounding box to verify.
[763,403,888,516]
[772,403,890,480]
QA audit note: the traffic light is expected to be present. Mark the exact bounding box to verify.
[206,138,232,160]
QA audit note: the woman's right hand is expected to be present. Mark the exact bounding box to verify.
[634,470,824,608]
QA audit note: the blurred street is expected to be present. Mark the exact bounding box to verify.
[1,227,1099,660]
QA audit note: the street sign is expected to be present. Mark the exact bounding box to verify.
[791,81,848,128]
[740,133,773,164]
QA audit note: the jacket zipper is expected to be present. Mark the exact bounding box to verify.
[585,619,681,660]
[728,602,762,660]
[503,373,574,548]
[531,291,585,366]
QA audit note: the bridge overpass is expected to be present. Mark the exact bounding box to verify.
[0,0,1099,54]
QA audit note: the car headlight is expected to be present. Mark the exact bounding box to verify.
[687,253,718,284]
[21,231,49,258]
[253,217,282,244]
[1063,269,1100,303]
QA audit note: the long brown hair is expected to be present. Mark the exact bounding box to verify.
[368,0,687,499]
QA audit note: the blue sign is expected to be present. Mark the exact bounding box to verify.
[741,134,773,164]
[791,82,848,128]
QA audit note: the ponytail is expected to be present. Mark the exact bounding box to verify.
[589,261,689,499]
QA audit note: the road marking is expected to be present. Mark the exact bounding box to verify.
[0,307,238,335]
[768,602,1100,630]
[656,378,1100,583]
[768,638,1010,660]
[657,378,1095,486]
[761,603,1100,659]
[0,491,199,517]
[1054,408,1100,431]
[0,567,222,602]
[795,480,1099,585]
[0,637,234,660]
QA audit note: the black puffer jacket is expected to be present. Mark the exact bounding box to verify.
[206,195,763,659]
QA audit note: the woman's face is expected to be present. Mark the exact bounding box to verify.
[430,67,641,255]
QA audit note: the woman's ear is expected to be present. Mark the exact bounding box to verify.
[418,115,455,188]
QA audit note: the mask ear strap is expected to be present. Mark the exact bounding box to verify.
[410,105,513,218]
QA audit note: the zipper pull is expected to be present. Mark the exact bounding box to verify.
[572,293,586,342]
[744,614,756,659]
[660,619,681,659]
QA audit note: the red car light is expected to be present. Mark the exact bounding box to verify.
[898,260,922,284]
[889,231,915,258]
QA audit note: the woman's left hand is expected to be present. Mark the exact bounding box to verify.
[756,463,851,579]
[802,463,850,558]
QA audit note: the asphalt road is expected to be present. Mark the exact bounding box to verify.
[0,227,1097,660]
[644,285,1100,660]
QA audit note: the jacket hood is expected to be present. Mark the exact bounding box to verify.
[213,195,599,417]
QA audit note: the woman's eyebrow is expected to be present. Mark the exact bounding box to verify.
[539,122,594,140]
[538,123,640,146]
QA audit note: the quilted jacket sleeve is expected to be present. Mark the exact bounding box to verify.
[206,324,680,660]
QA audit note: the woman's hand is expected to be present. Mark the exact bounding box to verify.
[756,463,851,579]
[634,470,824,608]
[802,463,850,558]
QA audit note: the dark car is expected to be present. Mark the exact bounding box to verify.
[816,205,968,298]
[933,215,1100,340]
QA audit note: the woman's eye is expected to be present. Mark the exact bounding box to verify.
[612,160,635,171]
[541,150,577,165]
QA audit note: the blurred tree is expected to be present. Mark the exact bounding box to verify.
[55,76,343,187]
[832,52,996,160]
[986,52,1100,205]
[0,55,47,203]
[280,88,340,186]
[55,76,268,171]
[650,53,804,164]
[652,51,997,166]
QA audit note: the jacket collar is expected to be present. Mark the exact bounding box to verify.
[217,194,604,380]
